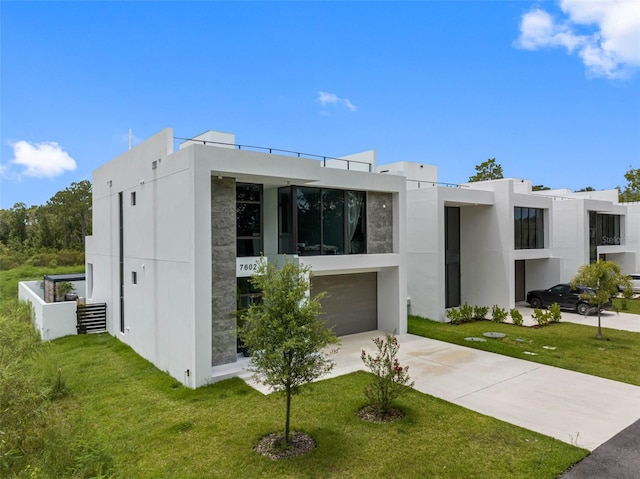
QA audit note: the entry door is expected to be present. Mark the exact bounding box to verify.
[515,260,526,302]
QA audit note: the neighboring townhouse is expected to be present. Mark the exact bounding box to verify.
[84,128,407,388]
[382,162,556,321]
[383,162,640,322]
[534,188,639,279]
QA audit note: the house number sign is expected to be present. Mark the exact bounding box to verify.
[236,257,265,277]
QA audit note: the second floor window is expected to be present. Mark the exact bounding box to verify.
[236,183,263,257]
[514,207,544,250]
[278,186,366,256]
[589,211,622,263]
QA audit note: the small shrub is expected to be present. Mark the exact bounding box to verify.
[473,306,489,320]
[532,308,550,326]
[491,305,508,323]
[446,307,463,325]
[459,303,474,322]
[361,333,415,414]
[510,308,524,326]
[548,303,562,323]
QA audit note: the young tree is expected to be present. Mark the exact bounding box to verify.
[571,260,631,339]
[469,158,504,182]
[618,167,640,202]
[240,258,339,449]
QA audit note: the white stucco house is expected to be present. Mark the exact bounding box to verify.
[82,126,640,388]
[379,162,640,322]
[84,128,407,388]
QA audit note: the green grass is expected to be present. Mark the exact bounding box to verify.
[613,297,640,315]
[409,315,640,386]
[38,334,586,478]
[1,263,588,478]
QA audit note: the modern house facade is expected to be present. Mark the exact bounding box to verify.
[81,127,639,388]
[380,162,640,322]
[84,128,407,388]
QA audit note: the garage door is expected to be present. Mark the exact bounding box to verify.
[311,272,377,336]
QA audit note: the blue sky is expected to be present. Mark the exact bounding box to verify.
[1,0,639,208]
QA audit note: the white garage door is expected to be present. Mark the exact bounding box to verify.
[311,272,377,336]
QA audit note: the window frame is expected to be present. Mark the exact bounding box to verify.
[236,183,263,258]
[514,206,545,250]
[278,185,367,256]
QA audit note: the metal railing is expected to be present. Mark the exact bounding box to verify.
[405,179,469,189]
[174,136,372,172]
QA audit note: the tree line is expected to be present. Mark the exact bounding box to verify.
[0,180,91,268]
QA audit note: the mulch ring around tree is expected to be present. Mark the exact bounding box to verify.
[357,405,405,423]
[254,431,316,460]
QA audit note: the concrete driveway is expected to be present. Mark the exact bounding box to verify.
[329,332,640,451]
[240,308,640,451]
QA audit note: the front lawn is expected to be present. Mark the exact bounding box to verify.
[613,297,640,315]
[9,334,587,478]
[409,315,640,386]
[1,264,587,478]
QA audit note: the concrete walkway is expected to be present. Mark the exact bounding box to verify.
[244,330,640,452]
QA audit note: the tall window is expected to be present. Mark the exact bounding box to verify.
[278,186,366,255]
[236,183,263,257]
[589,212,622,263]
[514,207,544,250]
[445,206,461,308]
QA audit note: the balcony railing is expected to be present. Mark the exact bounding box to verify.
[174,137,372,172]
[405,179,469,189]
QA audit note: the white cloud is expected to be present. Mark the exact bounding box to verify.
[317,91,357,112]
[9,140,77,178]
[516,0,640,78]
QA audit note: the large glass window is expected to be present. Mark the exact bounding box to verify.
[297,187,322,254]
[514,207,544,250]
[236,183,263,257]
[322,189,345,254]
[278,186,366,255]
[589,212,622,263]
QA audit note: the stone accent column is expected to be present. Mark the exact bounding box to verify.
[211,177,237,366]
[367,192,393,254]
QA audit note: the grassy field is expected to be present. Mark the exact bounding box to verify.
[409,315,640,386]
[1,264,589,478]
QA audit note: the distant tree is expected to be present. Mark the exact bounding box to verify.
[240,258,339,449]
[0,180,92,253]
[618,167,640,202]
[469,158,504,182]
[571,260,631,339]
[577,186,595,192]
[45,180,92,249]
[532,185,550,191]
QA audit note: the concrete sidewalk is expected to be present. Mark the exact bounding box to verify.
[245,331,640,452]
